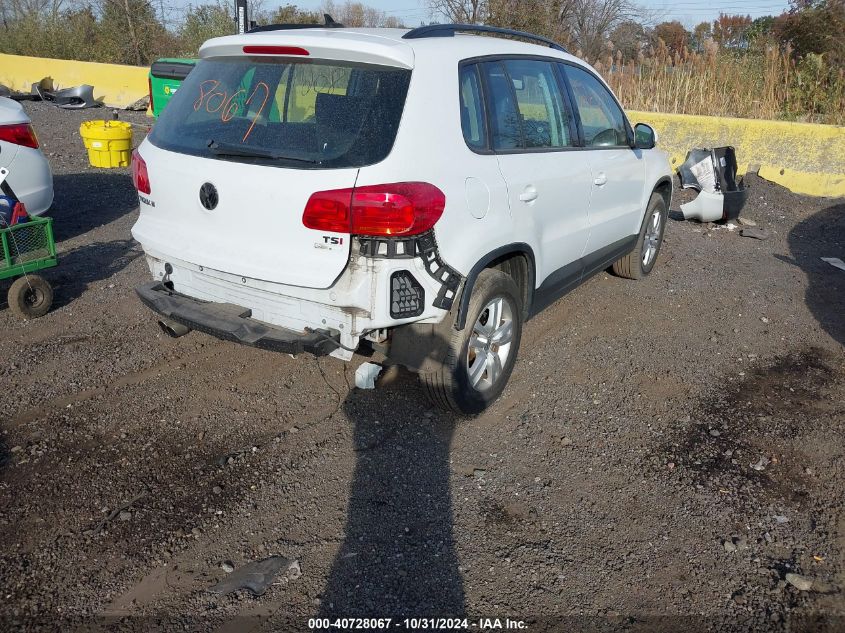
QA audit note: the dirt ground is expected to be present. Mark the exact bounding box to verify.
[1,102,844,632]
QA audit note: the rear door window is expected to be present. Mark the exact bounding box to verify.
[149,58,411,169]
[562,64,629,147]
[479,59,573,151]
[502,59,572,148]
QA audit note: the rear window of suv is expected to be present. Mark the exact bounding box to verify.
[149,57,411,169]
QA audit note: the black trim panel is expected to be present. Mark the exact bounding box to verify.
[530,234,637,317]
[581,234,638,280]
[528,258,583,316]
[150,61,195,80]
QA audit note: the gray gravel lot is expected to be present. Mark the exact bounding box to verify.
[1,102,844,632]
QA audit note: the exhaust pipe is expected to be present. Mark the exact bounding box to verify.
[158,318,191,338]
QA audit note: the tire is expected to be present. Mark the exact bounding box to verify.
[612,192,668,280]
[8,275,53,319]
[420,269,523,415]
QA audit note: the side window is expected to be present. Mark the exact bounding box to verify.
[287,66,351,122]
[459,64,487,151]
[481,61,522,150]
[502,59,572,148]
[563,65,629,147]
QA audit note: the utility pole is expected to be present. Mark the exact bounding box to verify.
[235,0,249,33]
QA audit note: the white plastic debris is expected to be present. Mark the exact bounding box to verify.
[354,362,382,389]
[680,189,726,222]
[821,257,845,272]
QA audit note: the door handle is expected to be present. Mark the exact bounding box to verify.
[593,172,608,186]
[519,186,538,202]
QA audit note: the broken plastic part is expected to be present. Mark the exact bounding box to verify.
[678,146,748,222]
[355,362,382,389]
[52,85,99,109]
[680,189,726,222]
[32,80,98,109]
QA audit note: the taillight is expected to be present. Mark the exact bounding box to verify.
[131,149,151,194]
[242,45,309,56]
[303,182,445,237]
[0,123,39,149]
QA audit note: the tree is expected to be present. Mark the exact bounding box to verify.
[97,0,169,65]
[610,19,647,61]
[691,21,712,52]
[179,2,234,56]
[268,3,321,24]
[486,0,555,37]
[746,15,776,45]
[712,13,752,49]
[320,1,391,27]
[653,20,688,57]
[556,0,640,61]
[774,0,845,65]
[427,0,487,23]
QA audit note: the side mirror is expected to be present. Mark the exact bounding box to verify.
[634,123,657,150]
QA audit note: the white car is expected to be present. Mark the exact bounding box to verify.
[0,97,53,216]
[131,23,672,414]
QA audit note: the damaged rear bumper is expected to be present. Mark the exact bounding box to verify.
[135,281,340,356]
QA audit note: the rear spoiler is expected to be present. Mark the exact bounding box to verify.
[200,32,415,69]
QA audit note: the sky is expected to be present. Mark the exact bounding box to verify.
[288,0,794,28]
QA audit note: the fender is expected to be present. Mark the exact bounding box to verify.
[653,176,673,205]
[454,243,536,331]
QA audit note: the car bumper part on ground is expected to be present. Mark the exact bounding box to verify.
[135,281,340,355]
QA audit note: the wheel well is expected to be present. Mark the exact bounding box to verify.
[455,246,535,331]
[487,252,532,318]
[654,178,672,210]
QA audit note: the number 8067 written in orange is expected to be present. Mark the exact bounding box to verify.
[193,79,271,143]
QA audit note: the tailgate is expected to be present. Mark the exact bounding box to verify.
[132,142,355,288]
[131,48,412,289]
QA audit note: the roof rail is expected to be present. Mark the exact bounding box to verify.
[249,13,343,33]
[402,23,567,52]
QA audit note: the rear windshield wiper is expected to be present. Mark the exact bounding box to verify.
[207,140,319,164]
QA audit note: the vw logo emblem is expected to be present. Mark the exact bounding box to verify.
[199,182,218,210]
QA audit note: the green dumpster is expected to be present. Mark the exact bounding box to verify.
[149,58,197,118]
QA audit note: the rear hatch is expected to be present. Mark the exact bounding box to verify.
[134,39,412,288]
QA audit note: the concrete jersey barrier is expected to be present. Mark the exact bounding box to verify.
[0,54,148,109]
[0,54,842,197]
[628,110,845,198]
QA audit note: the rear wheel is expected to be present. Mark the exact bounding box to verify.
[8,275,53,319]
[612,192,667,279]
[420,269,523,415]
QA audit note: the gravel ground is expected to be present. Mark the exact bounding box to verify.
[1,102,844,632]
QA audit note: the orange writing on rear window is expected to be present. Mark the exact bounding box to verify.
[193,80,271,143]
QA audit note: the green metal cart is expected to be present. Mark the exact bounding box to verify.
[1,216,57,319]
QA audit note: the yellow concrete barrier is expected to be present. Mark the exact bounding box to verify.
[0,54,842,197]
[628,110,845,198]
[0,54,148,109]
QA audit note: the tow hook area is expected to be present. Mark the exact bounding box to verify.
[158,318,191,338]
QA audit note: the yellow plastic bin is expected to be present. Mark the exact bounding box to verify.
[79,120,133,168]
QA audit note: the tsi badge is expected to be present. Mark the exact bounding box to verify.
[315,235,344,250]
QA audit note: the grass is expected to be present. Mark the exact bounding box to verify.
[593,41,845,126]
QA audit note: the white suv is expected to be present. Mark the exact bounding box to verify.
[131,23,672,414]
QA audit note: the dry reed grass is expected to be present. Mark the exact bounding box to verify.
[591,39,845,126]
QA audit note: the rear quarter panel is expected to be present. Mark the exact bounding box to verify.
[355,50,526,280]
